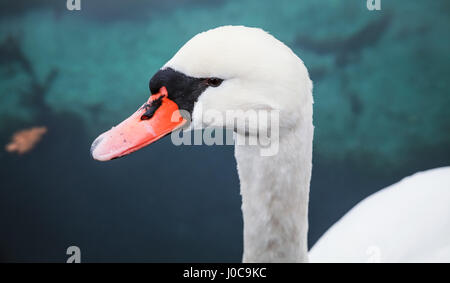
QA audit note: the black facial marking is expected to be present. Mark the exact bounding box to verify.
[149,67,218,114]
[141,95,163,120]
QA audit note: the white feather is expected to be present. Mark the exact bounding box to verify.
[310,167,450,263]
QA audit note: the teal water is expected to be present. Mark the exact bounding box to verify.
[0,0,449,262]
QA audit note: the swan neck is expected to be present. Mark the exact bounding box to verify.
[235,125,313,263]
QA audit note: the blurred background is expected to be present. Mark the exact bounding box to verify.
[0,0,449,262]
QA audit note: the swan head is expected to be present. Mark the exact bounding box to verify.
[91,25,313,161]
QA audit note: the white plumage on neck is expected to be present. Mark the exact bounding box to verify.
[235,122,313,262]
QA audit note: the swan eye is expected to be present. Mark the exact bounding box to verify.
[206,77,223,87]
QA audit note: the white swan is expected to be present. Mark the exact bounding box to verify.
[90,26,450,263]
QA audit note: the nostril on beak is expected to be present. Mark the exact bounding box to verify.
[90,136,103,158]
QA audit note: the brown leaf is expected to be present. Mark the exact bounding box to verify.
[5,126,48,155]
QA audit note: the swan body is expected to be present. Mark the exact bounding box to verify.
[310,167,450,263]
[91,25,450,263]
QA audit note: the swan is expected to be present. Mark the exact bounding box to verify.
[90,26,450,263]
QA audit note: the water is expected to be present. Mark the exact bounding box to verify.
[0,0,449,262]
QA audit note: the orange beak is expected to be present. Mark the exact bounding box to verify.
[91,87,186,161]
